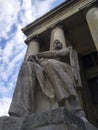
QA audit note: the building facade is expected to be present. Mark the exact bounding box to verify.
[22,0,98,126]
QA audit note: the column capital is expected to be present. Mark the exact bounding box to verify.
[25,35,39,45]
[86,6,98,16]
[51,23,64,30]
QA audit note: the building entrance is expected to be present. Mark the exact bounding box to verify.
[82,51,98,126]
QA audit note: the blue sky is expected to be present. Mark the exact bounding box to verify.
[0,0,65,116]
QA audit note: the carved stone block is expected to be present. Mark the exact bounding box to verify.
[0,107,97,130]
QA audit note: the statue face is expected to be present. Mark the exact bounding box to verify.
[54,40,63,50]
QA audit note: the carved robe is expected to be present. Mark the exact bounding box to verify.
[9,59,78,116]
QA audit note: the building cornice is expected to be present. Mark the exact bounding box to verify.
[22,0,97,44]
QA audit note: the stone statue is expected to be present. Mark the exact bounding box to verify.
[8,41,87,122]
[9,25,88,123]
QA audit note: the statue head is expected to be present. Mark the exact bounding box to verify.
[54,40,63,50]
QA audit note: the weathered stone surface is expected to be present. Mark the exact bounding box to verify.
[23,107,84,129]
[0,107,97,130]
[84,122,98,130]
[0,116,24,130]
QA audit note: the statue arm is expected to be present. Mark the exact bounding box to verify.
[36,46,82,88]
[37,46,71,59]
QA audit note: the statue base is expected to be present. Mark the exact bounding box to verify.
[0,107,97,130]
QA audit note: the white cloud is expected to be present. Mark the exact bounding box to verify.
[0,0,21,39]
[0,97,11,116]
[30,0,57,19]
[21,0,34,24]
[0,82,14,97]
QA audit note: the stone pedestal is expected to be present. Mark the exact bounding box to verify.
[0,107,97,130]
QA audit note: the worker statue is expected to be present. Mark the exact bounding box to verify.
[9,25,88,122]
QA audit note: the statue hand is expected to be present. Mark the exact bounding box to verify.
[27,55,41,65]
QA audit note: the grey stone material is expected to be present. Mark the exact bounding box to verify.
[9,25,85,119]
[23,107,84,129]
[0,107,98,130]
[0,116,24,130]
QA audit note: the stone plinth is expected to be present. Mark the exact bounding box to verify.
[0,107,97,130]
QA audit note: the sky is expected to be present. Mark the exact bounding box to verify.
[0,0,65,116]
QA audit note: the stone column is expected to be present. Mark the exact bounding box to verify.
[50,25,67,50]
[25,37,40,60]
[86,7,98,51]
